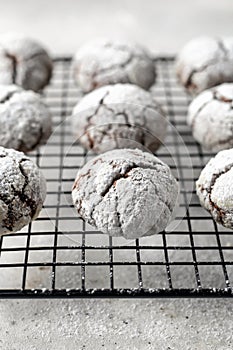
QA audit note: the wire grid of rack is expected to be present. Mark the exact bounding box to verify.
[0,56,233,298]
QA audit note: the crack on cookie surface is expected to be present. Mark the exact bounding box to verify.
[209,135,233,149]
[82,90,136,151]
[94,52,134,75]
[72,169,91,191]
[190,87,233,149]
[99,160,166,197]
[213,89,233,103]
[0,89,18,104]
[216,38,228,57]
[72,151,176,237]
[185,58,221,91]
[184,38,232,91]
[0,90,52,152]
[18,159,38,218]
[0,158,38,231]
[25,50,49,62]
[5,52,18,84]
[83,90,110,148]
[75,42,155,91]
[0,40,52,91]
[83,98,162,151]
[113,186,123,234]
[199,163,233,225]
[185,59,232,91]
[101,164,139,197]
[190,97,213,130]
[0,190,17,231]
[0,150,44,234]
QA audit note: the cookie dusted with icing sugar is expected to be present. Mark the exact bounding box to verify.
[0,147,46,235]
[187,83,233,152]
[0,33,53,91]
[72,83,167,153]
[73,39,156,92]
[72,149,179,239]
[0,85,52,152]
[196,149,233,229]
[176,36,233,94]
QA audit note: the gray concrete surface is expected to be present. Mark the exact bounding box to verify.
[1,0,233,349]
[1,299,233,350]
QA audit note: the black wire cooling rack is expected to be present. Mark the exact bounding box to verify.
[0,56,233,298]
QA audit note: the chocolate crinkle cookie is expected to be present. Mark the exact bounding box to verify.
[176,36,233,94]
[187,83,233,152]
[196,149,233,229]
[72,149,179,239]
[0,147,46,235]
[0,84,52,152]
[73,39,156,92]
[0,32,53,91]
[71,83,167,153]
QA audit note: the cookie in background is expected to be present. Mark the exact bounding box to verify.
[176,36,233,94]
[71,83,167,154]
[196,148,233,229]
[0,32,53,91]
[187,83,233,152]
[0,84,52,152]
[72,38,156,92]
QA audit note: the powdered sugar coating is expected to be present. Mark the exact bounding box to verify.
[187,83,233,152]
[0,147,46,235]
[176,36,233,94]
[72,83,167,153]
[73,39,156,92]
[0,32,53,91]
[196,148,233,229]
[0,84,52,152]
[72,149,179,239]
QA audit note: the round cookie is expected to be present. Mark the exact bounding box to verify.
[71,83,167,153]
[73,39,156,92]
[0,147,46,235]
[0,32,53,91]
[176,36,233,94]
[187,83,233,152]
[0,85,52,152]
[196,148,233,229]
[72,149,179,239]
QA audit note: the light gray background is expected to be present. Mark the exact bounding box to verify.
[0,0,233,349]
[1,0,233,54]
